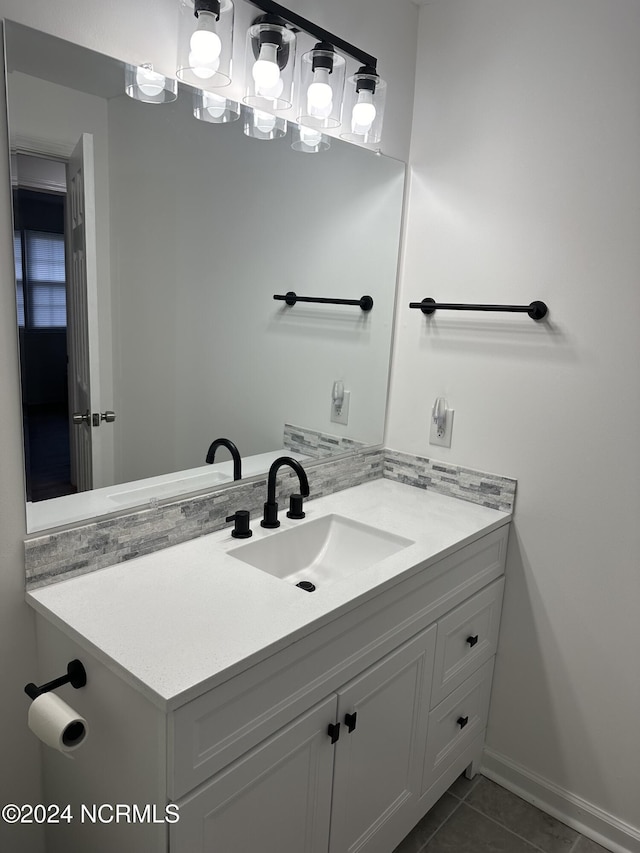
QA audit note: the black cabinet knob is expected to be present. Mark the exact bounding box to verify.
[466,634,479,647]
[457,715,469,729]
[344,712,357,733]
[327,723,341,744]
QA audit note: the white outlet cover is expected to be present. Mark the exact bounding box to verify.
[330,390,350,425]
[429,408,454,447]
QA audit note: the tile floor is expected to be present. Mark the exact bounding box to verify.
[393,774,612,853]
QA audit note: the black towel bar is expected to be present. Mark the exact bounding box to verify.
[409,298,548,321]
[275,291,373,312]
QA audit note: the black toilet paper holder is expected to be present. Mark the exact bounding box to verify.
[24,659,87,700]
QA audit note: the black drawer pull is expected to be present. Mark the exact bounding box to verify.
[328,723,341,744]
[345,712,357,733]
[457,715,469,729]
[466,634,479,647]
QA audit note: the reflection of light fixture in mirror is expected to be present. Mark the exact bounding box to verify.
[193,90,240,123]
[340,66,386,145]
[177,0,234,89]
[291,125,330,154]
[297,43,345,130]
[125,64,178,104]
[243,106,287,140]
[243,16,295,111]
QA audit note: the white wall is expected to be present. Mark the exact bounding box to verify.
[0,3,417,852]
[387,0,640,842]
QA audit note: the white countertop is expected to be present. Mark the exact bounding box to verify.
[27,480,510,712]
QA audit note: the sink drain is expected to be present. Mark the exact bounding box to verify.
[296,580,316,593]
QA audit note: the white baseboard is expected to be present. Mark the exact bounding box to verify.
[481,747,640,853]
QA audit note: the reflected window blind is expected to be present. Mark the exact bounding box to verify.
[13,232,24,328]
[24,230,67,329]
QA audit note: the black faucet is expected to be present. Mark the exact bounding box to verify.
[261,456,309,529]
[205,438,242,481]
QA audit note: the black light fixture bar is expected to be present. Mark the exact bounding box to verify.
[409,298,548,321]
[246,0,377,69]
[275,291,374,311]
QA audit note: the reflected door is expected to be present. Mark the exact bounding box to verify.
[66,133,101,492]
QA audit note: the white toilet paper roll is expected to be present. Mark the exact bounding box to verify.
[28,693,88,753]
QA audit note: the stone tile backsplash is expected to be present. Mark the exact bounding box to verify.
[283,423,366,458]
[384,449,517,514]
[25,446,515,589]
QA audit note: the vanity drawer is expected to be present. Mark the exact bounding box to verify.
[422,657,494,792]
[430,578,504,708]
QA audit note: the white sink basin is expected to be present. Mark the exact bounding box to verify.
[228,513,414,588]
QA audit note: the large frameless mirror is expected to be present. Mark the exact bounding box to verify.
[3,20,405,533]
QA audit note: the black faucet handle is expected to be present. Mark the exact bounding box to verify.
[287,494,306,520]
[226,510,252,539]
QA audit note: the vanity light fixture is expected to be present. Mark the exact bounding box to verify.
[341,66,386,145]
[125,64,178,104]
[172,0,385,144]
[243,15,296,111]
[291,124,330,154]
[242,106,287,140]
[245,0,385,143]
[176,0,234,89]
[296,42,345,130]
[193,89,240,122]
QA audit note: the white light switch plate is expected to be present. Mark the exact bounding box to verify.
[429,408,454,447]
[330,390,350,425]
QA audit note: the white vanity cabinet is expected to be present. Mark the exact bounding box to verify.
[28,492,509,853]
[172,625,438,853]
[166,525,508,853]
[173,696,337,853]
[327,625,437,853]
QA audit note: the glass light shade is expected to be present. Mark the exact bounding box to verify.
[340,68,386,145]
[242,106,287,140]
[177,0,234,89]
[193,90,240,123]
[243,20,295,111]
[125,64,178,104]
[291,125,330,153]
[296,45,345,130]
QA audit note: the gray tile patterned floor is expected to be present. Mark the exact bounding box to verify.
[393,776,612,853]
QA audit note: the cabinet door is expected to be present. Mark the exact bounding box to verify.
[171,696,337,853]
[329,624,437,853]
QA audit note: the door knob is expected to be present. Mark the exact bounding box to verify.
[73,411,116,426]
[91,411,117,427]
